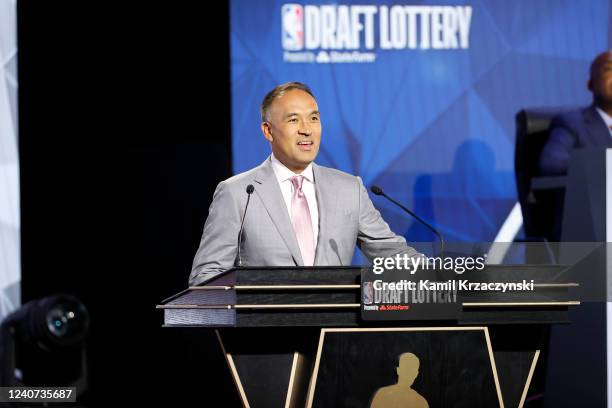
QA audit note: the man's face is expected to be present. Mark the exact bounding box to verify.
[261,89,321,173]
[589,52,612,106]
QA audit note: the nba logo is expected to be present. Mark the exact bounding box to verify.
[363,281,374,305]
[282,4,304,50]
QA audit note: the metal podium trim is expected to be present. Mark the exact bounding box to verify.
[518,350,541,408]
[216,330,251,408]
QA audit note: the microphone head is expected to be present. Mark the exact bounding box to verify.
[246,184,255,194]
[370,185,383,196]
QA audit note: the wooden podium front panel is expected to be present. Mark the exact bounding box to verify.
[308,327,502,408]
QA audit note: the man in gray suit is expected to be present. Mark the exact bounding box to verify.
[189,82,419,286]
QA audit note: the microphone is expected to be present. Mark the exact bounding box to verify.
[237,184,255,267]
[370,185,445,255]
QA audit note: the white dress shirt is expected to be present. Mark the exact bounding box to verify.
[595,107,612,138]
[270,154,319,249]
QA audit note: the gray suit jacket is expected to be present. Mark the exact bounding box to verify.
[189,157,418,286]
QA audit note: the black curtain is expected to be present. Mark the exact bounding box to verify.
[18,1,239,406]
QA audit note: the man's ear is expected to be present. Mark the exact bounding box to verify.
[261,122,273,142]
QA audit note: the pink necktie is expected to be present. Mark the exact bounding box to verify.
[290,175,315,266]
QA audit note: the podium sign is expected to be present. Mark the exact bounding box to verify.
[360,268,461,321]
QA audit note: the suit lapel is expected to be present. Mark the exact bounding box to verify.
[312,163,338,265]
[583,106,612,147]
[253,158,304,265]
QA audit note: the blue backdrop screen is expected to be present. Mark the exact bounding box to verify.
[230,0,612,242]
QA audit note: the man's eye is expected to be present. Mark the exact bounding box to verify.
[311,116,319,121]
[288,118,298,123]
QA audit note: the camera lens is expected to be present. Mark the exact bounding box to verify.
[41,296,89,346]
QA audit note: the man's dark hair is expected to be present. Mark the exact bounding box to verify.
[260,82,315,122]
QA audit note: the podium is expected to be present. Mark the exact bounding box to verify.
[539,148,612,407]
[158,265,578,408]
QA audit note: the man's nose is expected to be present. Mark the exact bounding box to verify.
[298,122,312,136]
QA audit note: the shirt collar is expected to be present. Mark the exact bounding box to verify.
[595,107,612,129]
[270,154,314,184]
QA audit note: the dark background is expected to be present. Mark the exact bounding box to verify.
[18,1,240,406]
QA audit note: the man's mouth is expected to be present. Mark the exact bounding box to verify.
[297,141,314,151]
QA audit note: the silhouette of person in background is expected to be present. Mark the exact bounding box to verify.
[370,352,429,408]
[539,51,612,175]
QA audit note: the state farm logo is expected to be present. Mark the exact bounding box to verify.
[282,4,304,50]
